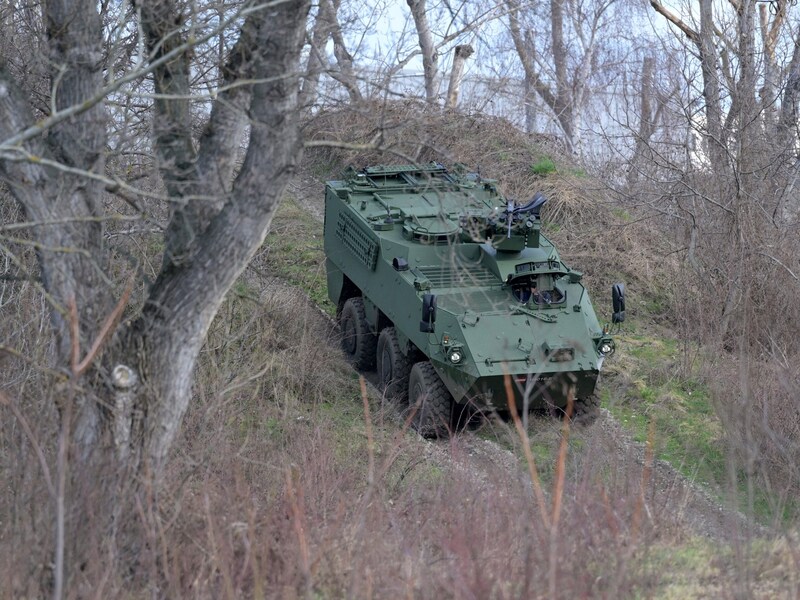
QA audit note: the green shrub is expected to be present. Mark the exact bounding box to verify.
[531,157,557,176]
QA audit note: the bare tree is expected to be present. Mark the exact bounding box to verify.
[407,0,440,104]
[301,0,363,107]
[647,0,800,288]
[0,0,311,480]
[625,54,673,187]
[386,0,498,108]
[505,0,622,153]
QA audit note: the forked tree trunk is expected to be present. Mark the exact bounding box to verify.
[0,0,312,479]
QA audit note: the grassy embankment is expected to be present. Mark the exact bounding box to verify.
[137,183,791,599]
[262,178,796,528]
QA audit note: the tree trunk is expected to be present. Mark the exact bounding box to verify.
[0,0,115,452]
[0,0,312,479]
[445,44,474,110]
[697,0,727,174]
[301,0,363,106]
[550,0,576,152]
[115,0,311,476]
[506,0,579,152]
[523,29,537,134]
[627,56,656,188]
[407,0,439,105]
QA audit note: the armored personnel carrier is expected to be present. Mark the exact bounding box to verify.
[324,163,617,436]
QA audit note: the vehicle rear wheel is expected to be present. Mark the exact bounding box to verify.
[377,327,411,400]
[408,361,453,438]
[339,297,376,370]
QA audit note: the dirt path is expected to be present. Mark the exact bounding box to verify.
[587,408,765,540]
[410,413,763,542]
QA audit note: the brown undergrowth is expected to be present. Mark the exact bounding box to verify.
[3,270,794,598]
[3,105,800,597]
[305,101,800,512]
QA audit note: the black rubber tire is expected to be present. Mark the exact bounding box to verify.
[408,362,453,438]
[574,393,600,426]
[377,327,412,400]
[339,297,377,370]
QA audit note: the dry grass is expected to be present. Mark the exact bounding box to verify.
[2,270,796,598]
[306,101,800,510]
[4,105,800,598]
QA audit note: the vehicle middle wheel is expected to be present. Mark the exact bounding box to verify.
[408,361,453,438]
[377,327,411,400]
[339,297,376,370]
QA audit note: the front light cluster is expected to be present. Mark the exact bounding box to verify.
[442,333,465,364]
[447,346,464,365]
[598,338,615,356]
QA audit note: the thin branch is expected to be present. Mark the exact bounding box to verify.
[0,0,284,152]
[2,236,93,258]
[0,391,56,499]
[303,140,380,150]
[0,148,170,202]
[649,0,700,44]
[0,345,69,381]
[0,214,142,233]
[504,371,551,529]
[68,298,81,374]
[756,251,799,281]
[71,279,135,378]
[0,241,68,320]
[0,147,221,205]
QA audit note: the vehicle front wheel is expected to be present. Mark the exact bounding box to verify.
[408,361,453,438]
[574,393,600,425]
[339,297,376,370]
[377,327,411,400]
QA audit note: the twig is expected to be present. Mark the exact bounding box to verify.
[68,278,134,378]
[549,388,574,600]
[0,214,142,233]
[0,0,261,151]
[203,492,235,599]
[360,376,375,485]
[503,371,551,529]
[0,345,69,382]
[0,241,69,321]
[756,251,799,281]
[631,419,655,539]
[3,236,93,258]
[68,297,81,374]
[551,388,574,528]
[285,466,312,592]
[0,390,56,498]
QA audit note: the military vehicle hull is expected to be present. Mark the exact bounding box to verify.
[324,164,615,435]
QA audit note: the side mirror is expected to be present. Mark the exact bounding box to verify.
[420,293,437,332]
[612,283,625,323]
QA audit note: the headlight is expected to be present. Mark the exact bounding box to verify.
[599,340,615,356]
[449,350,463,364]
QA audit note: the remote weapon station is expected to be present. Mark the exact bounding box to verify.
[324,164,619,436]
